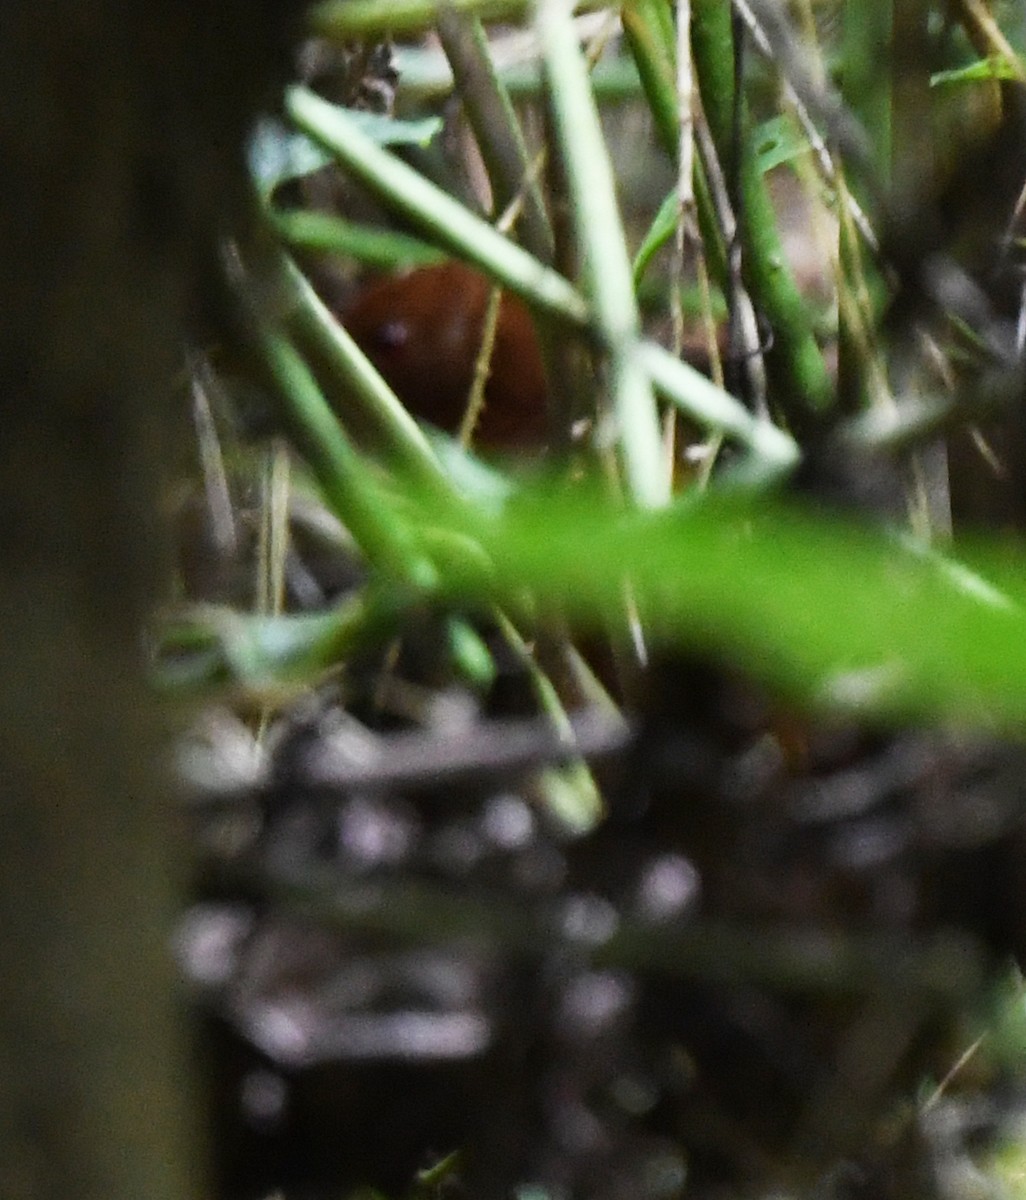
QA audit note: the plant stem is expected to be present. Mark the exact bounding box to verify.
[258,325,438,591]
[276,254,459,510]
[311,0,608,38]
[640,340,798,471]
[535,0,668,506]
[692,0,834,430]
[436,6,553,262]
[287,84,589,328]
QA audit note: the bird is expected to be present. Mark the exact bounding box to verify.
[341,261,549,452]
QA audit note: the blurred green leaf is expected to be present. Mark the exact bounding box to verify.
[421,482,1026,726]
[161,478,1026,727]
[249,119,332,197]
[270,209,446,269]
[346,110,443,148]
[155,596,381,695]
[249,112,441,197]
[632,189,678,287]
[445,616,497,689]
[931,56,1021,87]
[754,114,811,173]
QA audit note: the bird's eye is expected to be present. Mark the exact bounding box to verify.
[373,320,409,352]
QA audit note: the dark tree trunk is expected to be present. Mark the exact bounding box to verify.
[0,5,300,1198]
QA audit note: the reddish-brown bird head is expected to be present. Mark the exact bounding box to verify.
[342,261,548,451]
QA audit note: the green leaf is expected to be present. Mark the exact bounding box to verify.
[421,481,1026,727]
[249,119,332,197]
[445,616,497,688]
[930,56,1021,87]
[413,1150,464,1196]
[270,210,447,270]
[154,595,388,696]
[754,114,811,174]
[249,111,442,197]
[346,109,443,148]
[161,474,1026,728]
[632,189,678,287]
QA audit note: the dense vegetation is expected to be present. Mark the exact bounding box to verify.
[12,2,1026,1200]
[171,3,1026,1199]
